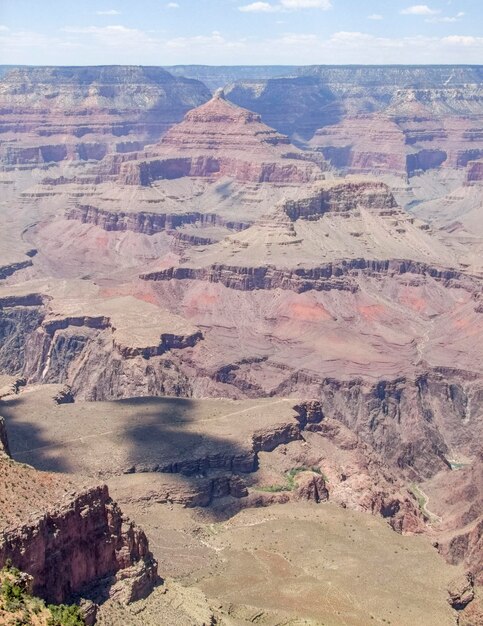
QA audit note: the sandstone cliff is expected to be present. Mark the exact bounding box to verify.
[466,159,483,183]
[223,66,483,177]
[112,91,324,186]
[0,66,211,166]
[0,424,158,605]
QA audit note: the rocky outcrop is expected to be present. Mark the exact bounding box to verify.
[0,260,33,280]
[3,142,109,166]
[224,66,483,129]
[0,416,9,456]
[439,518,483,585]
[0,485,157,604]
[39,310,202,360]
[66,204,250,235]
[309,114,482,177]
[0,418,158,605]
[118,473,249,509]
[111,92,324,186]
[141,258,469,294]
[141,262,356,292]
[0,66,211,166]
[119,154,320,185]
[280,371,483,481]
[466,159,483,183]
[282,180,398,220]
[293,472,329,503]
[447,573,475,610]
[222,66,483,177]
[53,385,74,405]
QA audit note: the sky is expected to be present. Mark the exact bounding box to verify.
[0,0,482,66]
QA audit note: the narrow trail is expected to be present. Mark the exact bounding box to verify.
[415,486,443,524]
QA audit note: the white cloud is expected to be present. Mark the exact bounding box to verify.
[239,2,277,12]
[442,35,482,46]
[426,11,465,23]
[1,25,483,65]
[239,0,331,11]
[401,5,440,15]
[96,10,121,15]
[280,0,331,8]
[277,32,318,44]
[61,24,158,49]
[368,14,383,20]
[0,25,10,31]
[166,2,180,8]
[165,31,245,50]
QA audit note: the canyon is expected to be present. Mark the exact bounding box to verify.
[0,64,482,625]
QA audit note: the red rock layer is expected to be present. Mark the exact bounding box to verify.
[0,454,157,604]
[115,93,324,185]
[309,114,483,176]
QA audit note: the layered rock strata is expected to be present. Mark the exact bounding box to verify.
[223,66,483,177]
[466,159,483,183]
[66,204,250,235]
[103,91,325,186]
[0,66,211,166]
[0,428,158,604]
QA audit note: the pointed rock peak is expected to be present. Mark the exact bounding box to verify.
[183,91,262,125]
[213,87,226,100]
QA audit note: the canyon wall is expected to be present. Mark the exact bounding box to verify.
[0,66,211,165]
[221,66,483,176]
[0,421,158,605]
[0,483,157,604]
[1,296,480,481]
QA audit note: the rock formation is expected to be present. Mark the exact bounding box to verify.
[466,159,483,183]
[105,91,325,186]
[0,64,482,619]
[0,417,158,605]
[0,416,9,456]
[222,66,483,177]
[0,66,211,166]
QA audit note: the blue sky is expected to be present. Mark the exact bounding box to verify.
[0,0,481,65]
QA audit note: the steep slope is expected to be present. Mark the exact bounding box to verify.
[0,72,482,604]
[0,417,157,605]
[224,65,483,177]
[112,90,325,185]
[2,385,477,624]
[0,66,211,166]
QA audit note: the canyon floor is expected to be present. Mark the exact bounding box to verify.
[0,382,467,626]
[97,504,460,626]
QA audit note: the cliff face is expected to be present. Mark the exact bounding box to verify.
[0,416,9,456]
[223,66,483,176]
[308,114,482,176]
[0,410,157,605]
[466,159,483,183]
[0,66,211,165]
[140,257,468,294]
[108,92,325,186]
[0,449,157,604]
[66,205,250,235]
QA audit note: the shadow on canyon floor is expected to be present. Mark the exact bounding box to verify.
[1,394,72,473]
[1,393,263,518]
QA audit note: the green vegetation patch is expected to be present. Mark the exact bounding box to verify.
[256,466,326,493]
[0,561,84,625]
